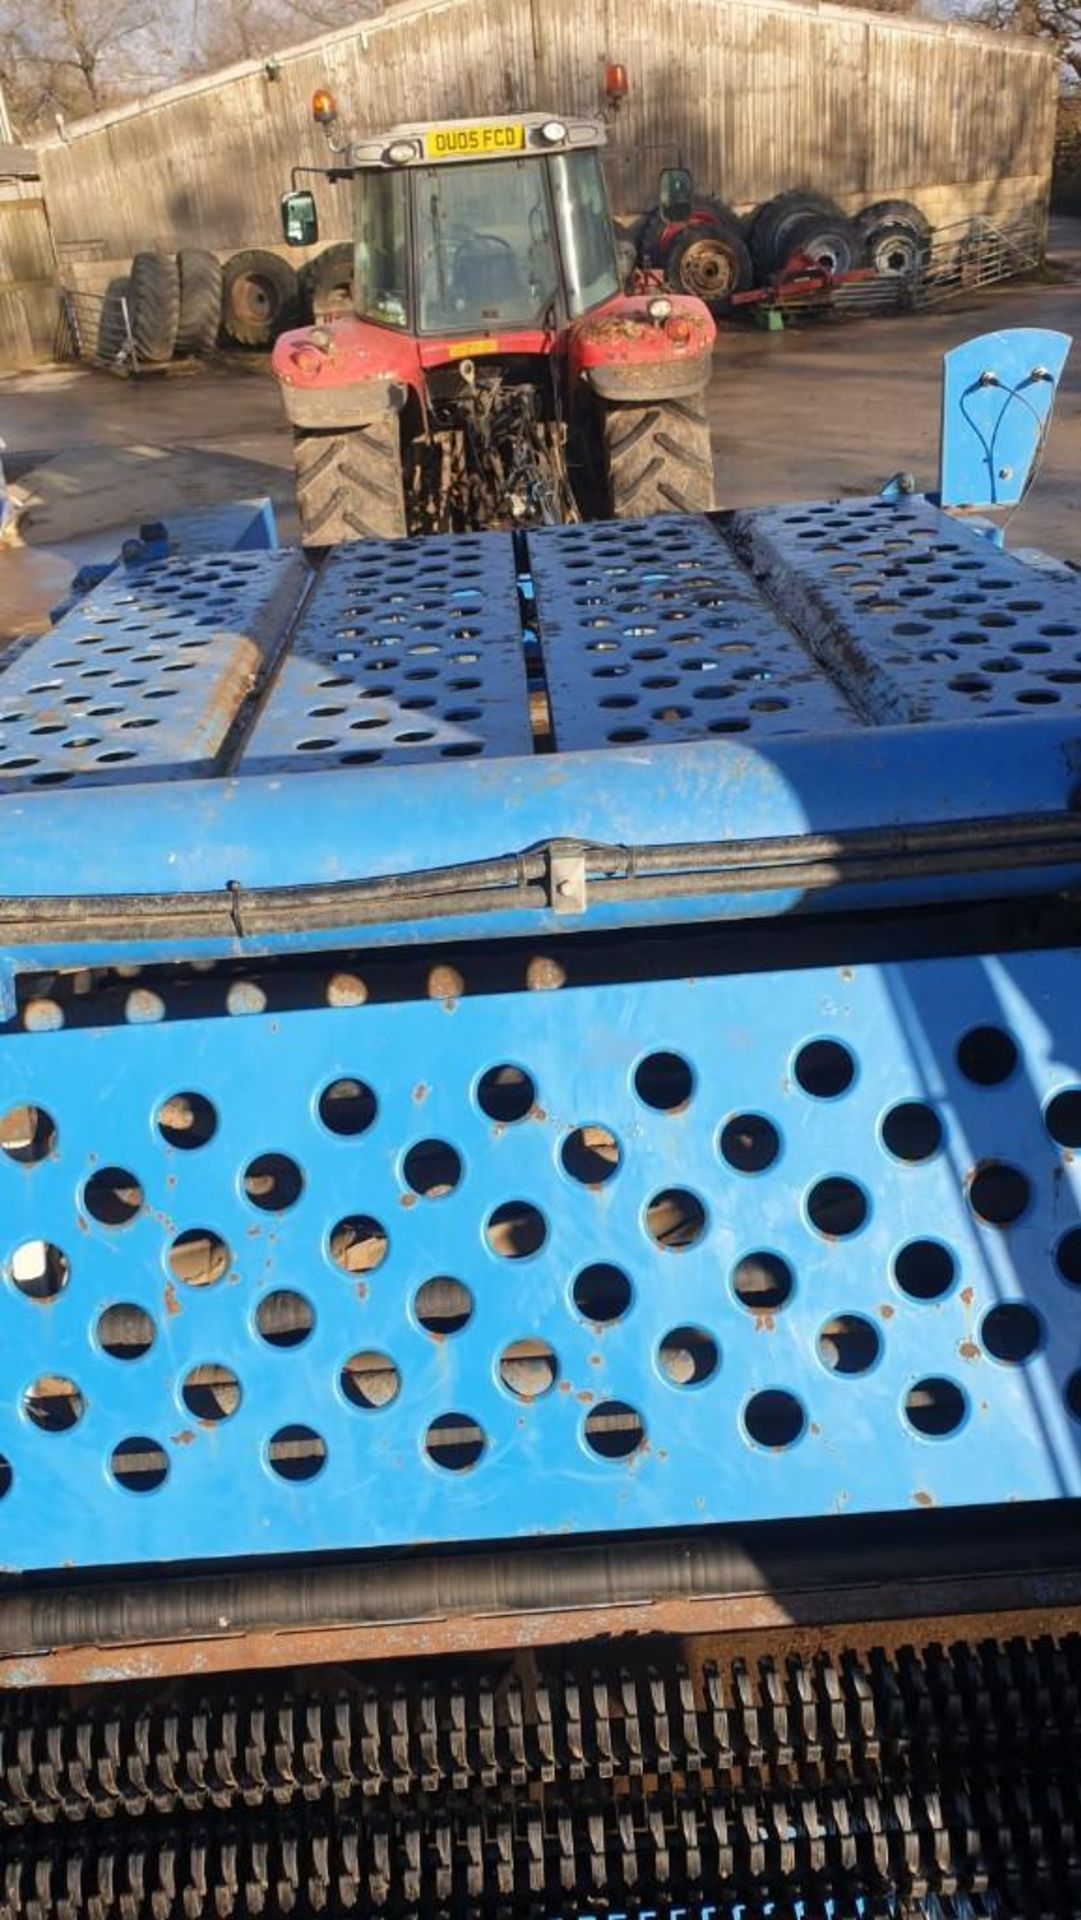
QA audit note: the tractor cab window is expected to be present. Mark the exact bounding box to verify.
[354,168,410,328]
[414,159,559,334]
[551,150,620,315]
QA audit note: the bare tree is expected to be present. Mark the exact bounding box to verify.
[970,0,1081,75]
[0,0,171,132]
[189,0,381,72]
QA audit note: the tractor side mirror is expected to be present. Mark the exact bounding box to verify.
[281,190,319,247]
[658,167,693,223]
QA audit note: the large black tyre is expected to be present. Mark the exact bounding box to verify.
[748,189,842,277]
[857,199,932,278]
[175,249,224,356]
[664,217,752,310]
[293,416,407,547]
[222,249,300,348]
[302,242,354,320]
[128,251,179,364]
[639,194,739,267]
[604,396,715,518]
[779,209,866,275]
[96,279,132,366]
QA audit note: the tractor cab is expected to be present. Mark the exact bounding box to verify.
[275,104,717,542]
[344,117,622,336]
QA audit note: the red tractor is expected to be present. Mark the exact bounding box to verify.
[273,101,716,543]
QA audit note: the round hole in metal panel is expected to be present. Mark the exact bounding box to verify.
[634,1051,693,1113]
[10,1239,69,1302]
[498,1337,558,1400]
[243,1153,304,1213]
[658,1325,718,1386]
[904,1376,966,1438]
[484,1201,547,1259]
[645,1187,706,1251]
[968,1162,1030,1227]
[572,1262,632,1324]
[893,1238,955,1302]
[84,1166,144,1227]
[25,1374,84,1432]
[425,1411,485,1471]
[584,1400,645,1459]
[182,1363,242,1422]
[156,1092,218,1150]
[110,1436,168,1493]
[955,1025,1018,1087]
[476,1064,536,1123]
[255,1289,315,1348]
[414,1276,473,1335]
[0,1105,57,1165]
[403,1139,462,1198]
[561,1125,621,1186]
[1056,1228,1081,1287]
[329,1214,388,1274]
[880,1101,943,1164]
[318,1078,377,1137]
[806,1177,868,1238]
[817,1314,881,1375]
[268,1424,327,1481]
[1045,1088,1081,1149]
[719,1112,780,1174]
[341,1350,400,1409]
[167,1228,230,1288]
[794,1040,855,1099]
[743,1389,804,1449]
[97,1303,156,1359]
[732,1251,793,1313]
[980,1302,1042,1364]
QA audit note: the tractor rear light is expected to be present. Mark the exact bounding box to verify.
[291,345,324,375]
[387,139,419,164]
[647,295,673,323]
[539,120,568,145]
[666,314,693,345]
[311,88,338,124]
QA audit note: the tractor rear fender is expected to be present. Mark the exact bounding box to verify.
[271,315,419,429]
[568,292,714,403]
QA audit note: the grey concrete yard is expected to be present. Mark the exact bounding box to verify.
[2,222,1080,638]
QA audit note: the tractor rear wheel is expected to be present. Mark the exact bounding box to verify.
[293,416,407,547]
[664,218,752,311]
[603,396,715,518]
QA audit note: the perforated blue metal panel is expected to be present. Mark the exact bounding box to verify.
[736,497,1081,725]
[1,943,1079,1573]
[244,533,532,770]
[529,515,860,749]
[0,552,304,789]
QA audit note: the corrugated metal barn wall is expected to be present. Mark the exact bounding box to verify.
[37,0,1057,293]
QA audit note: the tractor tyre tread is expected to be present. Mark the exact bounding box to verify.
[293,417,407,547]
[605,397,715,518]
[857,197,931,239]
[176,249,224,356]
[128,251,180,364]
[302,242,355,319]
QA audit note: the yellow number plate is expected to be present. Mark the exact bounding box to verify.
[422,123,525,160]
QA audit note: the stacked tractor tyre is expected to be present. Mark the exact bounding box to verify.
[642,188,931,306]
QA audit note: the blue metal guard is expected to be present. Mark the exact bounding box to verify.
[0,503,1078,1575]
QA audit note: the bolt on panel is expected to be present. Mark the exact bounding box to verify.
[0,553,304,789]
[736,496,1081,725]
[243,533,532,770]
[528,515,862,750]
[0,944,1078,1572]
